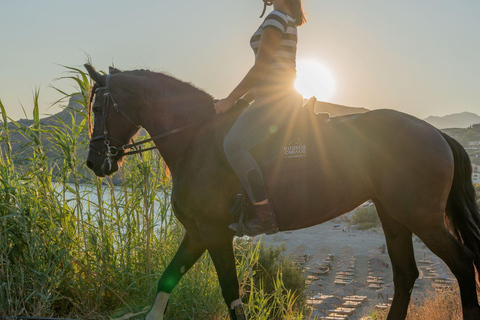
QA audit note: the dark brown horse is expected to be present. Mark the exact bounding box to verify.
[84,64,480,320]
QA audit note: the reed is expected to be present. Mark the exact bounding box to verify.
[0,66,307,319]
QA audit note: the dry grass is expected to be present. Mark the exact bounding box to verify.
[406,288,462,320]
[372,287,465,320]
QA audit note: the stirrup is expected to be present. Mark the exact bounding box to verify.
[229,220,246,237]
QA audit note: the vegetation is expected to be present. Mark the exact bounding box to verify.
[442,124,480,146]
[0,66,307,319]
[348,205,380,230]
[371,286,463,320]
[443,125,480,165]
[236,240,307,319]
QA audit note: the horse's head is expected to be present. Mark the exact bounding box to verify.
[84,64,142,177]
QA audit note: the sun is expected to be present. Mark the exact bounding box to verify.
[295,59,335,101]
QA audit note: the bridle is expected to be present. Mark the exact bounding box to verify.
[89,74,215,170]
[89,74,143,171]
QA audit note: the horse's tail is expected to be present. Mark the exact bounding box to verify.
[442,132,480,285]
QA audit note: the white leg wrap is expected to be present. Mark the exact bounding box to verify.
[230,298,242,309]
[145,292,170,320]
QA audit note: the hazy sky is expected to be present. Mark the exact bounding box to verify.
[1,0,479,120]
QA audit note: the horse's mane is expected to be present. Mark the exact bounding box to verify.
[122,69,214,100]
[86,68,216,137]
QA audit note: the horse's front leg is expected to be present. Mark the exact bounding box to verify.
[146,233,205,320]
[209,240,247,320]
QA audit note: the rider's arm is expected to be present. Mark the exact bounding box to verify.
[227,28,283,102]
[241,89,256,104]
[214,28,283,114]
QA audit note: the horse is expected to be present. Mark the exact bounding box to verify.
[84,64,480,320]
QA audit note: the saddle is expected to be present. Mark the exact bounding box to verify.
[226,97,330,224]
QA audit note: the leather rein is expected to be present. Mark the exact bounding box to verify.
[89,74,214,169]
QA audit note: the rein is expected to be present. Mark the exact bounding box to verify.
[89,74,215,167]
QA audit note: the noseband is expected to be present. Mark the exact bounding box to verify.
[89,74,216,170]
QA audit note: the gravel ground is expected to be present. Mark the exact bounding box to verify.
[257,211,456,320]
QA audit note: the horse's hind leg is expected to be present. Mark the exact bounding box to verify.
[375,201,418,320]
[413,222,480,319]
[209,241,246,320]
[146,233,206,320]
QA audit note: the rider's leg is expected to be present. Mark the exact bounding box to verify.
[224,92,302,236]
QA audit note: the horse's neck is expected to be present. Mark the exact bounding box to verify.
[140,91,216,173]
[141,98,243,177]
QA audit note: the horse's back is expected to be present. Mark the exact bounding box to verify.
[351,109,453,170]
[200,107,455,233]
[267,109,455,230]
[351,109,454,213]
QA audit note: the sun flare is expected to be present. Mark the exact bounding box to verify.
[295,59,335,101]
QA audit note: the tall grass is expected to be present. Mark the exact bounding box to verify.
[0,66,307,319]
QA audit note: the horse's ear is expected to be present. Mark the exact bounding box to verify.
[109,66,122,74]
[84,64,106,86]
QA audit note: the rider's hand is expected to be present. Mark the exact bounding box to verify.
[214,98,235,115]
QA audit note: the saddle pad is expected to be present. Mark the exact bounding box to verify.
[251,103,328,172]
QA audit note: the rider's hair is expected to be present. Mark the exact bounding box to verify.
[286,0,307,26]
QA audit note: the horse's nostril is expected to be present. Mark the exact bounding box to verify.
[86,160,94,170]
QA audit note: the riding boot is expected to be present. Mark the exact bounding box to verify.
[230,202,278,237]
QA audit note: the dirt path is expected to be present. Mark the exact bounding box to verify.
[258,213,455,319]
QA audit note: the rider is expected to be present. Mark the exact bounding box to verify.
[214,0,307,237]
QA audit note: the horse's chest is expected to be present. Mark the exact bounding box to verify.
[171,177,231,214]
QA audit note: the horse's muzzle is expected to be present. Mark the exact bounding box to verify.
[86,159,94,170]
[86,159,105,177]
[101,158,119,176]
[86,157,118,177]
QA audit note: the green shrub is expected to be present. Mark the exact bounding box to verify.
[235,239,307,318]
[349,205,380,230]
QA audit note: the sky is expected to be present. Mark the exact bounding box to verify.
[1,0,479,120]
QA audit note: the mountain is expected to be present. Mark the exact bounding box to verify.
[424,112,480,129]
[5,95,87,159]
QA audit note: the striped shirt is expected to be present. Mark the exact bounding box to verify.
[250,10,298,96]
[250,10,298,71]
